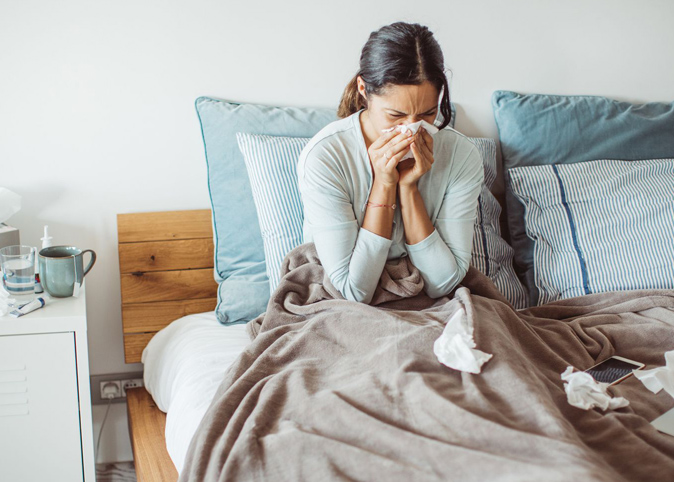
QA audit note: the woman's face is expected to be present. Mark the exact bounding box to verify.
[357,77,440,135]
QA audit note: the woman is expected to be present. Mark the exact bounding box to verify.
[297,21,484,304]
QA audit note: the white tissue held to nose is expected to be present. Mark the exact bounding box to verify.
[381,120,440,163]
[382,119,440,136]
[560,366,629,411]
[434,304,492,374]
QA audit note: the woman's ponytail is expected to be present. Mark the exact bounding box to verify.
[337,74,367,119]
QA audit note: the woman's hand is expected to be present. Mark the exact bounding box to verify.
[367,129,415,187]
[397,128,434,189]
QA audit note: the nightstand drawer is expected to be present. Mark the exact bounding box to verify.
[0,332,84,482]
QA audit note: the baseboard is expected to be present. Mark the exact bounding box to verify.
[93,402,134,464]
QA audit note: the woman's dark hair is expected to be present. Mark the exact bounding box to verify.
[337,22,453,129]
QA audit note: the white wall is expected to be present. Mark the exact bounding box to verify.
[2,0,673,464]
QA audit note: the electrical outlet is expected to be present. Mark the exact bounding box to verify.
[100,380,122,400]
[121,378,144,396]
[91,371,144,405]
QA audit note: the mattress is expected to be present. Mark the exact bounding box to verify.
[141,312,251,475]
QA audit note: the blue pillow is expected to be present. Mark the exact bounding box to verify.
[492,90,674,303]
[195,97,337,324]
[235,132,528,309]
[508,158,674,305]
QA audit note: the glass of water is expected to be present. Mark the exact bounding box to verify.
[0,245,36,296]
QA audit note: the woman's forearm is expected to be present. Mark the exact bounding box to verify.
[399,184,434,245]
[362,180,397,239]
[399,183,465,298]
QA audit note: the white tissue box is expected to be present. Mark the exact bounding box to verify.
[0,224,20,250]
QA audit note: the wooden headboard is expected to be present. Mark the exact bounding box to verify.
[117,209,218,363]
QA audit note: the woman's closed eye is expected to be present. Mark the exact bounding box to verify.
[389,112,436,119]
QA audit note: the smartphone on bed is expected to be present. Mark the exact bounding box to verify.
[584,356,645,385]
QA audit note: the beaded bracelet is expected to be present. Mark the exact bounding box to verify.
[366,201,397,210]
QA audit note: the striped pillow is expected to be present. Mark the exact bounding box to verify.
[236,133,308,292]
[508,158,674,305]
[237,132,528,308]
[470,139,528,309]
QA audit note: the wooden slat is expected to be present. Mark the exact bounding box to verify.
[119,210,219,481]
[118,209,212,243]
[127,387,178,482]
[123,298,218,334]
[124,333,156,364]
[119,238,214,274]
[120,269,217,304]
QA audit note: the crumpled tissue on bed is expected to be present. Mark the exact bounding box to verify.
[433,305,493,374]
[633,350,674,399]
[381,120,441,163]
[561,366,630,411]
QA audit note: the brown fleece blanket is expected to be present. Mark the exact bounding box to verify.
[179,242,674,482]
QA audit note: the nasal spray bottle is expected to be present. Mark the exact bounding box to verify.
[34,225,53,294]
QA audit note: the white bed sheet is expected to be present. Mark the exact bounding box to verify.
[141,311,251,475]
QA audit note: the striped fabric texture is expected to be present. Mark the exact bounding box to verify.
[236,133,307,291]
[509,158,674,305]
[237,131,528,308]
[470,138,529,309]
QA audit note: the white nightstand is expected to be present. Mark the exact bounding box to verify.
[0,283,95,481]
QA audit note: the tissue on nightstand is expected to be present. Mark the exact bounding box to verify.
[0,285,17,316]
[0,224,20,250]
[0,188,21,250]
[0,188,21,223]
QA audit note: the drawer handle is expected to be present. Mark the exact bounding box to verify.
[0,405,29,417]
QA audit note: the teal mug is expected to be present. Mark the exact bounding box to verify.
[38,246,96,297]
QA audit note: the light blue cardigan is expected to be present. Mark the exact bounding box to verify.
[297,109,484,304]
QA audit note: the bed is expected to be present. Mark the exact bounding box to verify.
[120,92,674,481]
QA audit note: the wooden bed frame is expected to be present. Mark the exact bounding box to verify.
[118,209,218,482]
